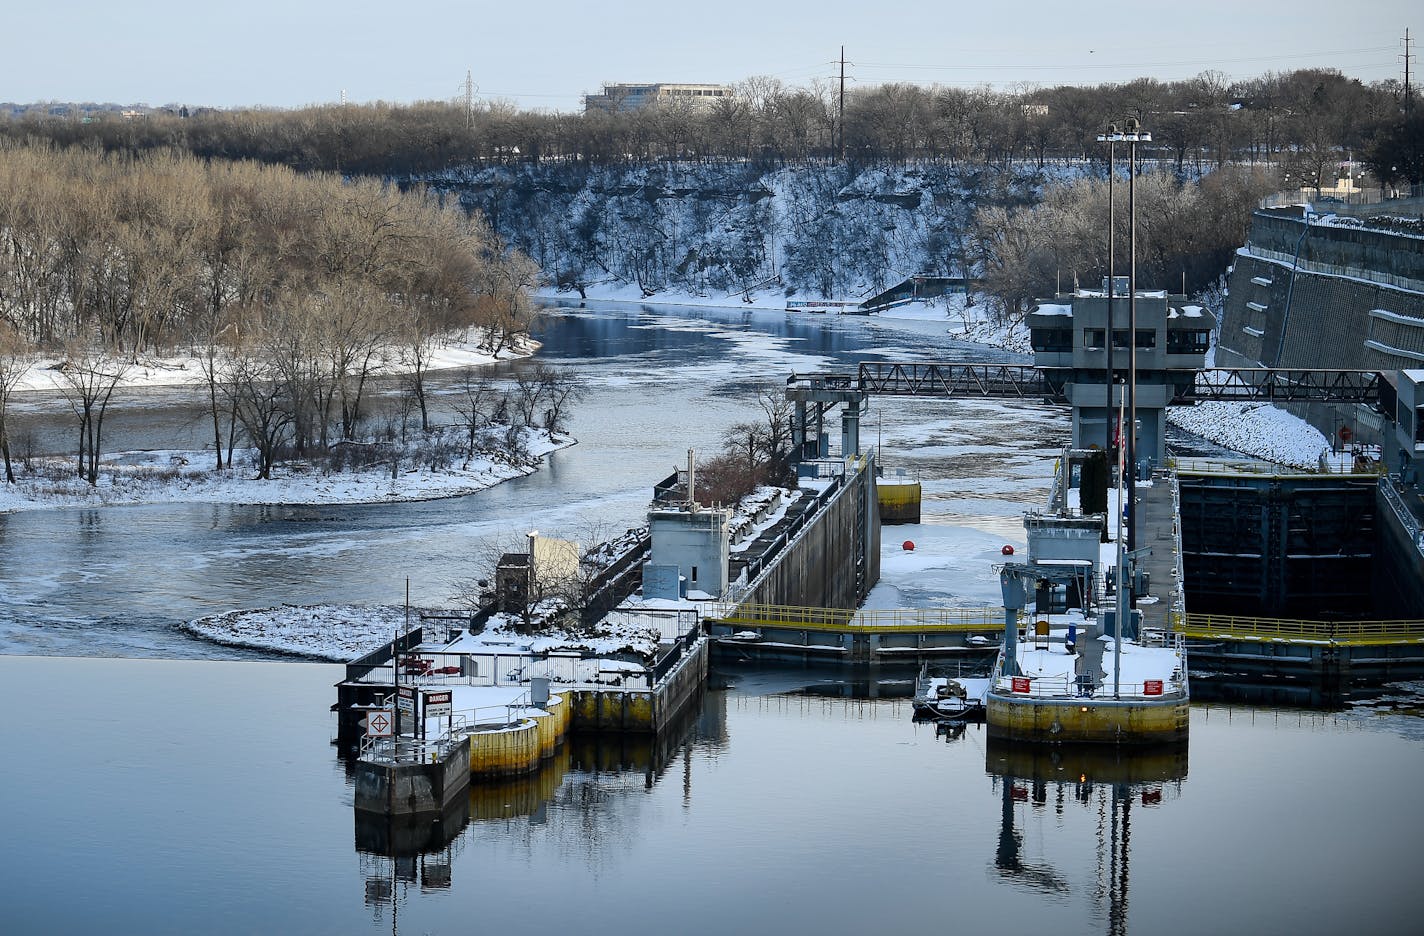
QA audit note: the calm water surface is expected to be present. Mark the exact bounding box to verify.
[3,656,1420,936]
[0,302,1039,657]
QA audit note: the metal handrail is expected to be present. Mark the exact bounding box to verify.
[1182,613,1424,645]
[990,673,1186,700]
[714,602,1008,633]
[1379,476,1424,557]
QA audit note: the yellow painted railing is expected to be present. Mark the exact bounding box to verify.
[1182,613,1424,645]
[714,602,1006,633]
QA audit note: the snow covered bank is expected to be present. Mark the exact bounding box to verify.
[10,326,535,394]
[1167,401,1330,470]
[0,430,572,513]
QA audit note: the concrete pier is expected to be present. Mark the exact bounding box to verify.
[355,736,471,817]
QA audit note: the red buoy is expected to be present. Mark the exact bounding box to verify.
[902,540,915,551]
[1001,544,1015,556]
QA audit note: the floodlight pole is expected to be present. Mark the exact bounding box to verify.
[1124,118,1150,561]
[1096,124,1120,455]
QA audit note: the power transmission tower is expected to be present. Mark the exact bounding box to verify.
[464,70,478,128]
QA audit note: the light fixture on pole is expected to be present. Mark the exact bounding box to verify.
[1122,116,1149,561]
[1096,123,1120,454]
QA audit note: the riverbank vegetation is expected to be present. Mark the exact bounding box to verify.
[0,143,542,484]
[7,68,1404,173]
[5,68,1408,322]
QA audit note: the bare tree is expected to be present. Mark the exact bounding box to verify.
[54,341,130,485]
[0,327,30,482]
[451,367,496,463]
[222,344,292,480]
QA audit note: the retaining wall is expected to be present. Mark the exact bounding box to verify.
[745,464,880,609]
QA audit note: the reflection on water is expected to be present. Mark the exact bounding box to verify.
[8,648,1424,935]
[986,741,1189,936]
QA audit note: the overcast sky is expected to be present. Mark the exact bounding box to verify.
[4,1,1416,110]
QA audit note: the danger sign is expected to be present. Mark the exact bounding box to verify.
[423,690,452,719]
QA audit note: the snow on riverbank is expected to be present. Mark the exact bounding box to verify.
[539,285,1031,353]
[182,605,419,660]
[11,327,535,393]
[0,430,572,513]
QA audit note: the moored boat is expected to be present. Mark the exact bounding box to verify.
[911,666,990,721]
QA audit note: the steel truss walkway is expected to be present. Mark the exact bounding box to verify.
[788,362,1381,407]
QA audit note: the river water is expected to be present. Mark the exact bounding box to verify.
[2,656,1420,936]
[0,301,1045,657]
[3,302,1420,935]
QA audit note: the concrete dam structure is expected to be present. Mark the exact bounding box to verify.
[1217,205,1424,446]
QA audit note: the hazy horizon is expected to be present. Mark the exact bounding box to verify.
[4,1,1416,112]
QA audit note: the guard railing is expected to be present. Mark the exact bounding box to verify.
[713,602,1008,633]
[1182,613,1424,646]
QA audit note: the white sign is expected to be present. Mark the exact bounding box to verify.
[423,690,452,719]
[365,709,393,737]
[397,686,415,715]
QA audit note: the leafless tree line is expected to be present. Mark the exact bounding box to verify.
[973,167,1277,315]
[5,68,1408,171]
[0,142,544,483]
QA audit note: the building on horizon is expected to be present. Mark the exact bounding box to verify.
[583,83,733,114]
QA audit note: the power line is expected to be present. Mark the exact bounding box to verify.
[856,46,1397,73]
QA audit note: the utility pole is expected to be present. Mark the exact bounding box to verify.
[1405,28,1415,114]
[839,46,847,161]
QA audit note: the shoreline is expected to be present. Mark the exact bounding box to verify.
[0,432,575,514]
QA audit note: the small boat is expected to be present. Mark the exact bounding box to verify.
[912,666,990,721]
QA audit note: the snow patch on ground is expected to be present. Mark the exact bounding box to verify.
[10,326,535,393]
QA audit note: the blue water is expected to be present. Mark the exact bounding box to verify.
[2,656,1420,936]
[0,302,1033,659]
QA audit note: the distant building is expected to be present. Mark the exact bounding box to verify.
[584,83,733,114]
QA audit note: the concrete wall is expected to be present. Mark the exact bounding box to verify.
[466,718,542,779]
[1219,212,1424,378]
[746,464,880,609]
[354,736,471,816]
[1246,210,1424,291]
[986,694,1189,744]
[1374,485,1424,618]
[567,635,709,734]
